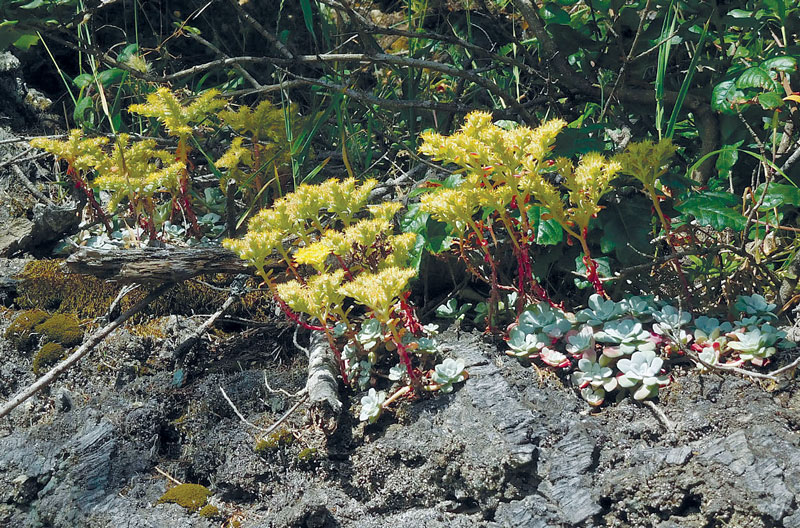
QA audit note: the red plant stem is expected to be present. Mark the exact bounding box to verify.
[273,295,326,332]
[179,174,202,237]
[69,169,112,234]
[335,255,355,281]
[399,292,424,336]
[578,228,607,298]
[650,192,693,306]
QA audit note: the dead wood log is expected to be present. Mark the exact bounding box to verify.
[65,246,279,283]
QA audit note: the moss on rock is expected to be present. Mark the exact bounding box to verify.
[157,483,210,513]
[35,313,83,347]
[15,260,117,317]
[254,427,294,454]
[4,309,49,349]
[198,504,219,518]
[33,342,65,375]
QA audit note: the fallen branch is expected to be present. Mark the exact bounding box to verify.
[65,246,273,283]
[0,283,173,420]
[173,281,244,371]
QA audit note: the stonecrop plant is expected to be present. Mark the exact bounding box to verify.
[224,177,467,422]
[32,87,226,241]
[418,111,622,328]
[496,293,795,405]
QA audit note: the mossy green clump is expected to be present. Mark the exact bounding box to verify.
[157,483,210,513]
[4,309,49,349]
[35,313,83,347]
[297,447,318,463]
[15,260,118,317]
[197,504,219,518]
[254,428,294,454]
[33,342,65,375]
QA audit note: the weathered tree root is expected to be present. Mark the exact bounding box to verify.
[305,331,342,435]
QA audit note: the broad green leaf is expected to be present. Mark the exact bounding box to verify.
[528,206,563,246]
[758,92,785,110]
[711,80,746,113]
[716,140,743,179]
[754,183,800,209]
[96,68,125,87]
[540,3,570,25]
[73,96,95,128]
[574,255,611,290]
[597,197,653,266]
[12,33,39,49]
[117,43,139,62]
[761,56,797,73]
[736,66,778,91]
[73,73,93,88]
[676,191,747,231]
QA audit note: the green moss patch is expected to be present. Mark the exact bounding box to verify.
[254,428,294,454]
[33,342,65,375]
[4,309,49,349]
[35,313,83,347]
[198,504,219,518]
[157,483,210,513]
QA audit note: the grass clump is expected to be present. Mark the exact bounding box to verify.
[35,313,83,347]
[157,483,210,513]
[5,309,49,350]
[33,342,65,375]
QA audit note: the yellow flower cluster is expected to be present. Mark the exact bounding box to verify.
[94,135,186,210]
[614,139,676,190]
[225,177,419,326]
[276,270,346,323]
[129,87,226,140]
[419,111,621,239]
[339,267,417,322]
[30,129,108,174]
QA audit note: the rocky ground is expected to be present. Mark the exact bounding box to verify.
[0,301,799,528]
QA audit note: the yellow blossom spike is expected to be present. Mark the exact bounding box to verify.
[294,241,332,272]
[338,267,417,321]
[368,201,403,222]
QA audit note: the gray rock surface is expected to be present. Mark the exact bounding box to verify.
[0,311,798,527]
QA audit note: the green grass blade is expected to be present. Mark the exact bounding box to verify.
[665,16,711,139]
[655,0,677,139]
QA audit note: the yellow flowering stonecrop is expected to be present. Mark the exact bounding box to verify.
[419,111,622,303]
[224,177,438,390]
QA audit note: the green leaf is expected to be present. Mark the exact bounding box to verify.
[96,68,125,87]
[73,96,95,128]
[735,66,778,91]
[117,43,138,62]
[12,33,39,49]
[597,196,653,266]
[754,183,800,209]
[716,140,743,179]
[299,0,315,41]
[761,56,797,73]
[676,191,747,231]
[528,206,563,246]
[540,3,570,25]
[711,80,746,113]
[757,91,785,110]
[73,73,93,89]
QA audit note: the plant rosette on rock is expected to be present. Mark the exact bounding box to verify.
[571,350,617,406]
[430,358,468,393]
[616,350,671,400]
[360,388,386,423]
